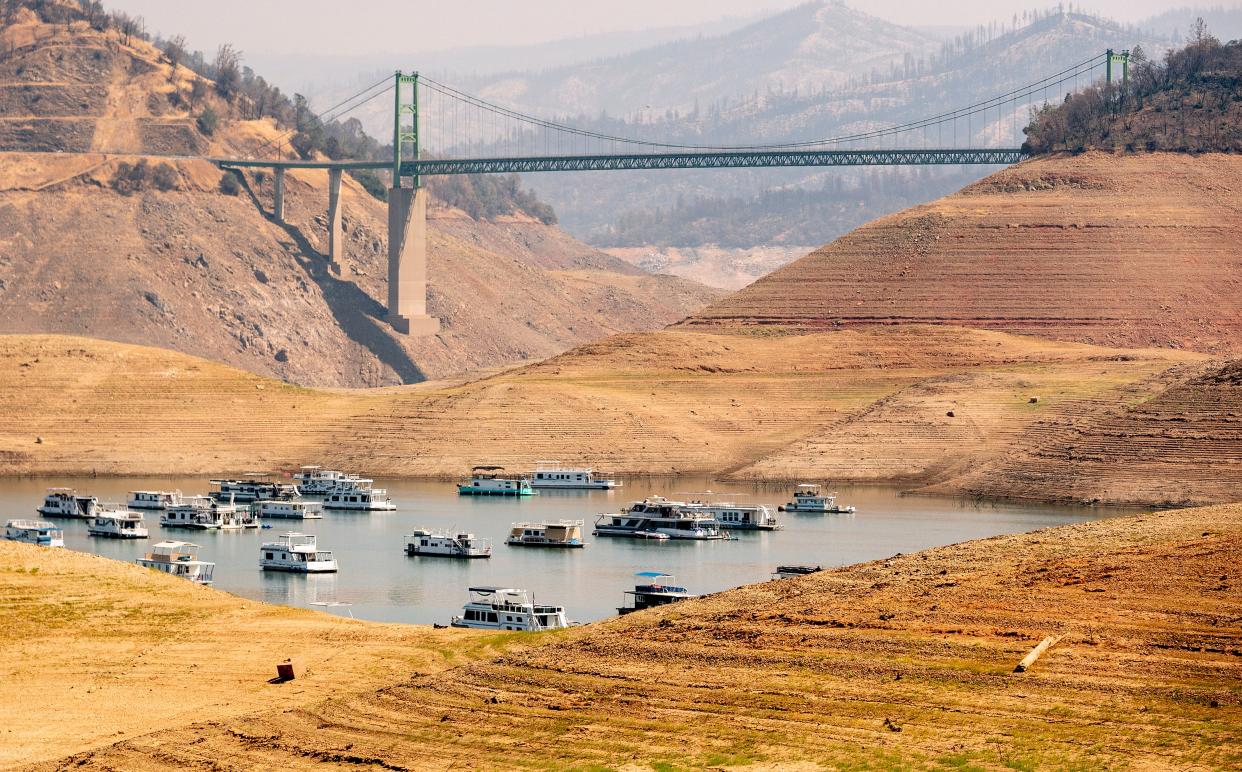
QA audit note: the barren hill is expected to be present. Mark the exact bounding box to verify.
[7,331,1242,507]
[685,152,1242,353]
[8,503,1241,768]
[0,12,718,387]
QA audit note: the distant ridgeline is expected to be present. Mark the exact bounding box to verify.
[1024,29,1242,154]
[0,0,556,223]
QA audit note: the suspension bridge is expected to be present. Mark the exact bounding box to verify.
[216,50,1127,336]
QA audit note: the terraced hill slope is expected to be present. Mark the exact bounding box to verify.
[685,152,1242,353]
[0,539,508,768]
[8,331,1242,509]
[0,14,717,387]
[928,358,1242,507]
[11,504,1241,769]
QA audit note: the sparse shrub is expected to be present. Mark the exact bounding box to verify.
[219,171,241,196]
[111,159,151,195]
[151,163,178,191]
[196,106,219,136]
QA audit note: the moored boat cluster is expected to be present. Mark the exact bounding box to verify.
[5,463,854,630]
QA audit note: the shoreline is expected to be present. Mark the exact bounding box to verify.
[7,502,1240,768]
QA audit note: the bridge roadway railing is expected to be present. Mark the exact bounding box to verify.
[214,148,1027,176]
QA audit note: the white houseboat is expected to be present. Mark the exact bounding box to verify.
[292,466,354,495]
[779,484,856,514]
[87,509,149,539]
[162,495,257,530]
[457,467,534,497]
[594,498,724,540]
[680,494,782,531]
[37,488,98,519]
[135,541,215,585]
[404,529,491,559]
[254,499,323,520]
[450,587,571,631]
[322,480,396,511]
[526,461,619,490]
[506,520,587,548]
[3,519,64,547]
[618,571,697,615]
[260,532,338,573]
[210,476,299,503]
[126,490,184,510]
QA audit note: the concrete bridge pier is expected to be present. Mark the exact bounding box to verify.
[386,186,440,336]
[327,169,344,276]
[273,167,285,223]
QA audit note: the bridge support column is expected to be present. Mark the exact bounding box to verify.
[327,168,344,276]
[273,167,285,223]
[386,186,440,336]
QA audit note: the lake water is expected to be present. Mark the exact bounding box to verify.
[2,476,1127,624]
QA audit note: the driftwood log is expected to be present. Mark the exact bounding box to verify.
[1014,635,1064,673]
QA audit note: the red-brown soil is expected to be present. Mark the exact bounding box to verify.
[685,152,1242,354]
[19,503,1241,770]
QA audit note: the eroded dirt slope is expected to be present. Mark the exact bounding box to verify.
[927,358,1242,506]
[0,17,718,387]
[0,540,508,768]
[2,330,1222,509]
[686,152,1242,353]
[31,503,1242,770]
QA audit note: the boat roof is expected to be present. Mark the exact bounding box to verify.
[635,571,675,579]
[152,540,199,549]
[6,519,59,529]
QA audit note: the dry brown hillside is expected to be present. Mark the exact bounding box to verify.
[686,152,1242,353]
[13,504,1241,769]
[6,331,1242,508]
[0,15,718,387]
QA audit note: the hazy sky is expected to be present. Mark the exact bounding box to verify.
[112,0,1208,56]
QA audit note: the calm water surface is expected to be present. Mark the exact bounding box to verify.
[2,476,1130,624]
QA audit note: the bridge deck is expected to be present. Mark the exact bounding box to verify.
[215,148,1027,176]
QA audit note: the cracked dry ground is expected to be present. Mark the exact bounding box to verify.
[42,504,1242,770]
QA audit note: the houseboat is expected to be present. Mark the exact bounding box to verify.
[450,587,571,631]
[618,572,697,615]
[135,541,215,585]
[3,519,64,547]
[680,494,782,531]
[404,529,491,558]
[161,495,256,530]
[209,476,299,503]
[322,480,396,511]
[593,497,725,540]
[291,466,353,495]
[87,509,149,539]
[457,467,534,497]
[126,490,184,510]
[779,484,856,514]
[260,532,338,573]
[506,520,587,548]
[254,499,323,520]
[526,461,619,490]
[36,488,98,519]
[773,564,824,579]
